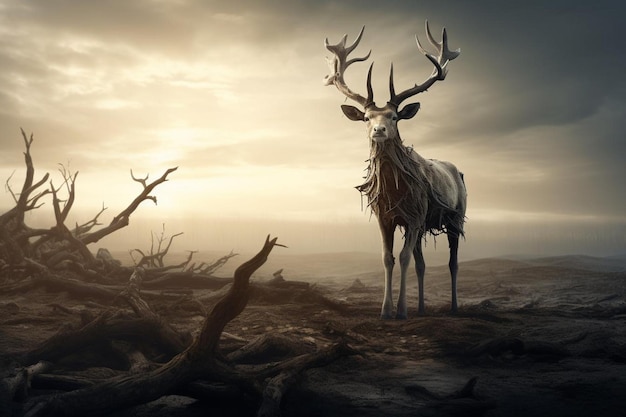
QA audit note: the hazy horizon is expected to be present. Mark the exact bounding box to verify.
[22,210,625,263]
[2,1,625,261]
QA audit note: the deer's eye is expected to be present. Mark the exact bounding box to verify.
[391,115,398,121]
[364,116,370,122]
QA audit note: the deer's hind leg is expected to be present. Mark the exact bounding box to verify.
[448,232,460,313]
[413,231,426,315]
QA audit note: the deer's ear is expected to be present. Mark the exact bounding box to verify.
[341,105,365,121]
[398,102,420,120]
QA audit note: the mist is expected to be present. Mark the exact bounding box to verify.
[34,210,625,265]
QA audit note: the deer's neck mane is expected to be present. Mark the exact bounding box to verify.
[357,136,430,232]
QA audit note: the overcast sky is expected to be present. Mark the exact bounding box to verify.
[1,0,624,258]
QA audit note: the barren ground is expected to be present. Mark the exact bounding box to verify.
[2,253,626,416]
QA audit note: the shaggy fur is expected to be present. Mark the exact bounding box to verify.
[357,137,465,238]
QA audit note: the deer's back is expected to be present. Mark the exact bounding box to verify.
[407,150,466,235]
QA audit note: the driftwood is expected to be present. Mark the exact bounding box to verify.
[140,271,232,290]
[17,236,278,415]
[2,236,357,417]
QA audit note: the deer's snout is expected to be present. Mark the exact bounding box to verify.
[370,124,388,142]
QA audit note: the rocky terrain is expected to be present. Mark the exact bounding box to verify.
[2,252,626,416]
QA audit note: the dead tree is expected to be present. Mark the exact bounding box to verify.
[125,224,240,289]
[0,130,177,277]
[0,130,50,268]
[130,224,185,269]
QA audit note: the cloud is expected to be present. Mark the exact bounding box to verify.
[0,0,625,257]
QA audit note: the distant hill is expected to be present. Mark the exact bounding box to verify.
[526,254,626,273]
[105,249,626,283]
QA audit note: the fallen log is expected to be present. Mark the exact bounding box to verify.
[22,236,282,416]
[141,271,232,290]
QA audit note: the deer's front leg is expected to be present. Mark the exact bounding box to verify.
[379,220,395,319]
[397,231,419,319]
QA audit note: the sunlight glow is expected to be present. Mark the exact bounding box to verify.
[94,98,142,110]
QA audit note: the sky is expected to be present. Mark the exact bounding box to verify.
[1,0,625,259]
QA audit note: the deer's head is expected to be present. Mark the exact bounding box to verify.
[340,102,421,144]
[324,22,460,144]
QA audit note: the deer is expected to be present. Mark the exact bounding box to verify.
[323,22,467,319]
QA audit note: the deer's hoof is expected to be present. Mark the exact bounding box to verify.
[395,313,408,320]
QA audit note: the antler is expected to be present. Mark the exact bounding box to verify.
[323,26,374,108]
[389,20,460,107]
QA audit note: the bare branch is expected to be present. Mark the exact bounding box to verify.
[73,203,107,237]
[0,130,50,227]
[81,167,178,245]
[130,169,150,188]
[191,235,283,358]
[189,250,239,275]
[131,225,184,269]
[5,170,18,203]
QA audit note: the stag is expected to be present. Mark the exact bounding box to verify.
[324,22,466,319]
